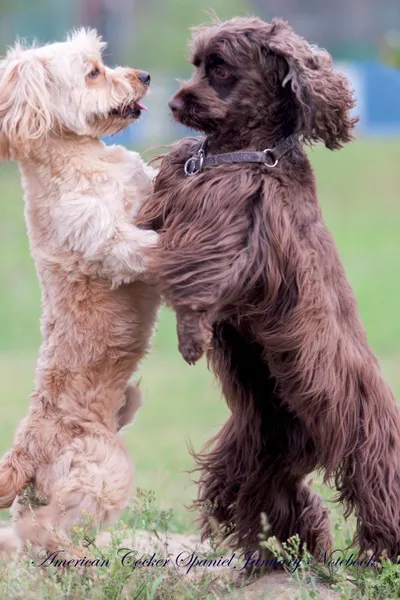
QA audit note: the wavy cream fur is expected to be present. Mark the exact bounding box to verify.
[0,30,160,553]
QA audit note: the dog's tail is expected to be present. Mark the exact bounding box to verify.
[0,448,35,509]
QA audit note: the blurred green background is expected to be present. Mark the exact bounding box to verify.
[0,0,399,534]
[1,140,399,531]
[1,0,399,65]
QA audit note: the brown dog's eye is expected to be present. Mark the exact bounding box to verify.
[213,65,229,79]
[88,67,100,79]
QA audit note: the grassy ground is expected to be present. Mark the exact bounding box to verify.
[0,139,399,598]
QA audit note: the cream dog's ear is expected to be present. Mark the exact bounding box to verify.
[0,131,10,161]
[0,46,54,156]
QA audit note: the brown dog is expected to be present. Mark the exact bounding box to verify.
[137,17,400,560]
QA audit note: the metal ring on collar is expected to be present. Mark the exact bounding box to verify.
[263,149,278,168]
[184,149,205,176]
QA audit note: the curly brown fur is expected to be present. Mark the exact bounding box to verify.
[137,17,400,560]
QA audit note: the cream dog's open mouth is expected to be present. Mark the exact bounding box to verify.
[110,99,148,120]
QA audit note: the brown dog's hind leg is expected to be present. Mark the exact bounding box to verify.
[194,322,332,558]
[196,416,332,559]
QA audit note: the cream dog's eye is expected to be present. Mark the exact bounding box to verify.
[88,67,100,78]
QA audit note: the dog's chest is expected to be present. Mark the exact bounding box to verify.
[105,146,152,216]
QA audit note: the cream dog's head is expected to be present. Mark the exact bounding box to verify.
[0,29,150,158]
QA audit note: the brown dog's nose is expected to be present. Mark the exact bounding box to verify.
[169,97,184,113]
[138,71,151,86]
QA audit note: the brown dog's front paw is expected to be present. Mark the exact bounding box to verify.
[177,312,213,365]
[178,337,205,365]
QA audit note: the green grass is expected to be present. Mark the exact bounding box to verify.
[0,139,400,597]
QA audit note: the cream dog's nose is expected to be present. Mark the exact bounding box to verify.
[138,71,151,86]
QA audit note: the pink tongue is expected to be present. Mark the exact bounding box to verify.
[136,102,148,111]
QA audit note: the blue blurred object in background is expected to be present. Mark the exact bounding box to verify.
[360,63,400,135]
[333,61,400,138]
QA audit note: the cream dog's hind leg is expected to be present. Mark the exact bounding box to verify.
[116,383,143,431]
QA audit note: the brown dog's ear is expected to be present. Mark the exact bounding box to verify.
[264,19,358,149]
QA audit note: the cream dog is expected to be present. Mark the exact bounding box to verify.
[0,29,160,552]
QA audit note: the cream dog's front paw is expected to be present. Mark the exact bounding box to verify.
[136,228,159,250]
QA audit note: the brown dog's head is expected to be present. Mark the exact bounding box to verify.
[169,17,358,149]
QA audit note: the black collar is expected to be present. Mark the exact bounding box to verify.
[184,134,298,177]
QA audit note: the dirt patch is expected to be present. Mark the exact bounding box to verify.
[97,529,342,599]
[240,571,340,600]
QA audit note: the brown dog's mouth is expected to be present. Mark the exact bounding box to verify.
[109,100,148,120]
